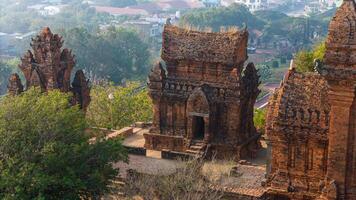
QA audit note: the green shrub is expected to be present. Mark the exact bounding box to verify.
[254,109,266,133]
[87,82,152,130]
[295,42,326,73]
[272,60,279,68]
[0,88,128,199]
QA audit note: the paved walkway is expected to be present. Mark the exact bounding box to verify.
[113,155,183,178]
[218,164,266,197]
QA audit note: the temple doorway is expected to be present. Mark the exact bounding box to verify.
[192,116,205,140]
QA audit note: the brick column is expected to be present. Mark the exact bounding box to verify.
[151,100,161,133]
[325,83,355,199]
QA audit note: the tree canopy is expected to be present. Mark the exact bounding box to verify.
[294,42,326,73]
[0,88,128,199]
[58,27,151,84]
[0,0,112,33]
[179,4,265,31]
[180,4,331,51]
[0,58,20,95]
[96,0,138,7]
[87,82,152,130]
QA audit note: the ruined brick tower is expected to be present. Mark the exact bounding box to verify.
[144,25,261,159]
[266,0,356,199]
[317,0,356,199]
[7,27,90,110]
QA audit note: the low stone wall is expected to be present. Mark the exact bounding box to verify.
[143,133,184,152]
[124,146,146,156]
[106,127,134,139]
[161,150,194,160]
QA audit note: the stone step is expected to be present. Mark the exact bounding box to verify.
[191,141,205,146]
[185,149,200,154]
[189,145,204,150]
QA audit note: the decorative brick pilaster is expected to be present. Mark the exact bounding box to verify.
[321,82,355,200]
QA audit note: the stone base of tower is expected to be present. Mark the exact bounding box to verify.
[143,131,261,160]
[263,188,321,200]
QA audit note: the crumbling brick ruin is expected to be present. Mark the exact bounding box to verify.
[265,0,356,199]
[7,27,90,110]
[145,25,261,159]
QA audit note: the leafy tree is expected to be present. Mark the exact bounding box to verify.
[294,50,314,72]
[257,65,272,83]
[0,58,20,95]
[254,109,266,134]
[280,57,287,64]
[59,27,150,84]
[87,82,152,130]
[0,88,128,199]
[294,42,326,73]
[272,60,279,68]
[254,10,289,23]
[97,0,138,7]
[0,1,111,33]
[179,4,265,32]
[0,63,11,95]
[313,42,326,61]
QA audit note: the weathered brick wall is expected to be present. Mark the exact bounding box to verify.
[146,25,260,160]
[162,25,248,66]
[266,69,330,199]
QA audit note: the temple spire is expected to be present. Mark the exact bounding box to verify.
[8,27,91,111]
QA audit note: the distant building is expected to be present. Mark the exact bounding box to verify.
[234,0,268,12]
[202,0,221,7]
[41,0,62,4]
[94,0,204,16]
[319,0,342,8]
[40,6,62,15]
[82,0,95,5]
[94,6,149,16]
[305,2,321,14]
[121,20,164,38]
[14,31,36,40]
[28,4,67,16]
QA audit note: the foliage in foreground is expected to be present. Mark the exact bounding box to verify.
[254,109,266,134]
[0,88,128,199]
[294,42,326,73]
[87,82,153,130]
[123,159,224,200]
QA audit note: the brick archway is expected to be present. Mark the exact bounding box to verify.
[186,87,210,142]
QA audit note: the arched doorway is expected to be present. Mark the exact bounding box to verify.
[186,88,210,142]
[192,116,205,139]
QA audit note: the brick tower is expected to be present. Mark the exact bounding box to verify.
[7,27,91,111]
[316,0,356,199]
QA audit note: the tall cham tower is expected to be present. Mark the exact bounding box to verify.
[316,0,356,199]
[7,27,90,110]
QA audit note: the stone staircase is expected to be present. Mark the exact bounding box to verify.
[185,140,206,157]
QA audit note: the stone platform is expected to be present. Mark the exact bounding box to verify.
[108,125,268,199]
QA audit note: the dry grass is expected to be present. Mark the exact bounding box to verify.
[115,158,230,200]
[202,159,236,183]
